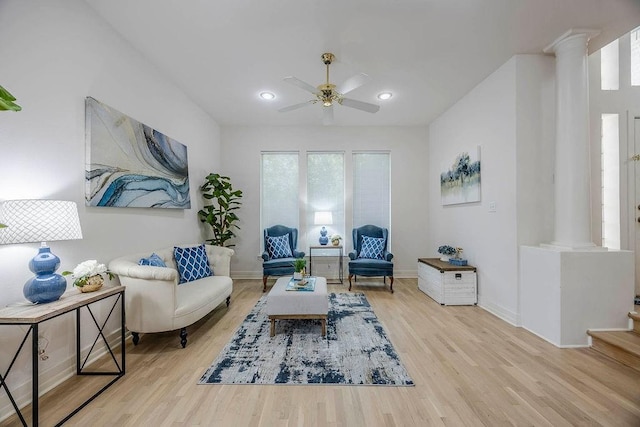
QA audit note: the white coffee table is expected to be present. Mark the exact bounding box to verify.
[266,276,328,337]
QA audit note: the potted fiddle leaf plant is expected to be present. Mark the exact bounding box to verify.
[0,84,22,111]
[198,173,243,247]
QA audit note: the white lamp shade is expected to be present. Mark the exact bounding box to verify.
[314,211,333,225]
[0,200,83,244]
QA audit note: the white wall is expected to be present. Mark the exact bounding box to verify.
[0,0,220,417]
[219,126,429,280]
[428,55,555,324]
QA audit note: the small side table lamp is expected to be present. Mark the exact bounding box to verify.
[0,200,83,304]
[314,211,333,245]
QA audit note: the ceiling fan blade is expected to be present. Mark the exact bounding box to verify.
[283,76,318,94]
[322,105,334,125]
[337,73,370,95]
[340,97,380,113]
[278,101,314,113]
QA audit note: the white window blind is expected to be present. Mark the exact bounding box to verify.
[353,152,390,231]
[631,26,640,86]
[601,114,620,249]
[306,152,344,246]
[261,152,299,245]
[601,38,619,91]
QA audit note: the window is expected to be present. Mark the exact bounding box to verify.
[352,152,390,232]
[261,152,299,246]
[601,114,620,249]
[306,152,344,246]
[601,38,619,90]
[631,26,640,86]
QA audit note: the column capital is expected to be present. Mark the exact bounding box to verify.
[543,28,600,54]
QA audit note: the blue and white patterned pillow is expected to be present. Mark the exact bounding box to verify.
[173,244,213,284]
[138,253,167,267]
[358,235,385,260]
[266,234,293,259]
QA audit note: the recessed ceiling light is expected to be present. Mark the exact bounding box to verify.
[260,92,275,100]
[377,92,393,100]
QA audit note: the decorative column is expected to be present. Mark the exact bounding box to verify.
[544,29,600,249]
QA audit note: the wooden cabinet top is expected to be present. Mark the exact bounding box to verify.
[418,258,477,273]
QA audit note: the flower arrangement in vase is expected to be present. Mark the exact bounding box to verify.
[437,245,457,262]
[330,234,342,246]
[63,260,114,293]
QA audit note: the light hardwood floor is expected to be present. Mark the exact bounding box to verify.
[3,278,640,426]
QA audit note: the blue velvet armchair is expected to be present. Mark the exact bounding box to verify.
[348,225,394,293]
[262,225,305,292]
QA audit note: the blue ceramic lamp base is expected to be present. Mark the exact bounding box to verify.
[23,245,67,304]
[319,226,329,245]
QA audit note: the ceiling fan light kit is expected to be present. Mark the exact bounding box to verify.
[278,52,380,123]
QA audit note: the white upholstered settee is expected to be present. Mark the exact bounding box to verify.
[108,244,234,348]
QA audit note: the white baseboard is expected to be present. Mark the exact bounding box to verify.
[477,298,518,326]
[231,270,419,280]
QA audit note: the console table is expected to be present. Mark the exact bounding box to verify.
[309,245,344,284]
[0,286,125,426]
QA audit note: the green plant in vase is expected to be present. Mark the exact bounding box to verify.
[292,258,306,280]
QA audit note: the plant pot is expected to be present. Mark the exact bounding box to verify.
[293,272,303,281]
[439,256,450,262]
[77,275,103,293]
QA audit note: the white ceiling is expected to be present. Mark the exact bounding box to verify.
[84,0,640,127]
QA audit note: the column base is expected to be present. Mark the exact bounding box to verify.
[520,245,634,347]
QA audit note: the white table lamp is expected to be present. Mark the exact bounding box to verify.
[314,211,333,245]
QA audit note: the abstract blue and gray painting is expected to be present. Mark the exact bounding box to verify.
[85,97,190,208]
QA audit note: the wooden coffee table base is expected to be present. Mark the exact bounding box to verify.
[269,314,327,337]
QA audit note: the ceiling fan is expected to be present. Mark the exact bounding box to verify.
[278,53,380,124]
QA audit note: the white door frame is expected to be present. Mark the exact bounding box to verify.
[625,112,640,297]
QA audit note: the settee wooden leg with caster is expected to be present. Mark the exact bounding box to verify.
[179,327,188,348]
[131,332,140,345]
[226,296,231,307]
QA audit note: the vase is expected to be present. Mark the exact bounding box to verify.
[439,255,450,262]
[332,240,340,246]
[78,274,104,293]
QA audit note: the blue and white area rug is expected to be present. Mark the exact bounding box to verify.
[199,293,414,386]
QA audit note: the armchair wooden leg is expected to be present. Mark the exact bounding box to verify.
[263,276,268,292]
[389,276,394,293]
[348,274,353,291]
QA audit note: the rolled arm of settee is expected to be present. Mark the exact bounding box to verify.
[108,259,178,282]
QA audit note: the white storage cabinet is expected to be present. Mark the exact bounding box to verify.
[418,258,477,305]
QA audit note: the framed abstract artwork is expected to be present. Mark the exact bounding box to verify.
[440,147,481,206]
[85,97,190,208]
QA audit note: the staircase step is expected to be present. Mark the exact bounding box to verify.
[588,330,640,373]
[630,311,640,334]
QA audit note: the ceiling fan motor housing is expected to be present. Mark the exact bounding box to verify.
[321,53,335,65]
